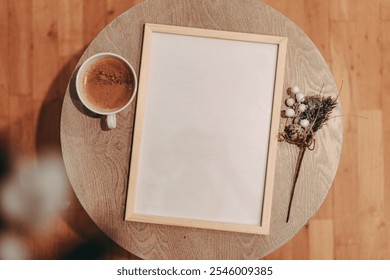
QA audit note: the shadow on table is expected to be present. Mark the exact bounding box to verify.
[34,52,139,260]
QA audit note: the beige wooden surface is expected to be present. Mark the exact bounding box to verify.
[60,0,341,259]
[0,0,386,259]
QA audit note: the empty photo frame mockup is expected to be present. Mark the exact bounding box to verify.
[125,24,287,235]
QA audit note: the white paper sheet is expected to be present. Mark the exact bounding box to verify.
[134,32,278,225]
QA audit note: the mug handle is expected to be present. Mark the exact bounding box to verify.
[107,114,117,129]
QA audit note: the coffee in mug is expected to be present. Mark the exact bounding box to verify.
[83,57,135,111]
[76,53,138,129]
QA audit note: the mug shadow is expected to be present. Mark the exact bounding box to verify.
[35,52,138,259]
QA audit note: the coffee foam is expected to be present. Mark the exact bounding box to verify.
[83,57,134,111]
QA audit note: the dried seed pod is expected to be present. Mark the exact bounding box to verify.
[296,92,305,103]
[285,108,295,117]
[300,119,310,128]
[291,85,300,94]
[298,104,306,112]
[286,98,295,107]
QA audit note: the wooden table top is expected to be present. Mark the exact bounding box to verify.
[60,0,342,259]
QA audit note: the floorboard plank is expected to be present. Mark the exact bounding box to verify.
[0,0,9,117]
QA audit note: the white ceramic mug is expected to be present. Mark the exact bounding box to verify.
[75,52,138,129]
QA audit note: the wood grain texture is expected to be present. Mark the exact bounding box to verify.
[106,0,144,23]
[83,0,108,44]
[58,0,84,58]
[0,0,9,117]
[10,96,36,156]
[265,0,388,260]
[380,0,390,21]
[329,0,357,21]
[308,219,334,259]
[8,0,32,97]
[2,0,387,260]
[32,0,59,102]
[382,20,390,259]
[356,109,385,258]
[60,0,342,259]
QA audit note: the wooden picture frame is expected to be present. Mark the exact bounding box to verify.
[125,23,287,235]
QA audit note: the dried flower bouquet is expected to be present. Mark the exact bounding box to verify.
[278,85,338,222]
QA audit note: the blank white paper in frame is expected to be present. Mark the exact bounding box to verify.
[126,24,287,235]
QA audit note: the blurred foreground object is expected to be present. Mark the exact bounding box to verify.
[0,233,28,260]
[0,152,69,259]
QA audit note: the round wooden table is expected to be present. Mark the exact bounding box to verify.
[61,0,342,259]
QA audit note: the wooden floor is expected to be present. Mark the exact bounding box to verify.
[0,0,388,259]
